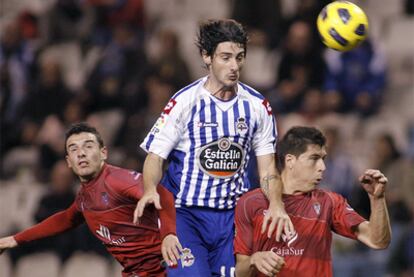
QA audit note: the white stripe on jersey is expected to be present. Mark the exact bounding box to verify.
[141,77,277,209]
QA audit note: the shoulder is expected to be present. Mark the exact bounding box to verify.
[105,164,142,186]
[171,78,205,101]
[238,82,273,115]
[312,188,345,206]
[237,189,267,213]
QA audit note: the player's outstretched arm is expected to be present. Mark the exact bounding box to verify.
[355,169,391,249]
[133,152,165,224]
[236,252,285,277]
[257,154,295,241]
[0,236,17,255]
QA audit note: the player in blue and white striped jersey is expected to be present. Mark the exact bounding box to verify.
[134,19,294,277]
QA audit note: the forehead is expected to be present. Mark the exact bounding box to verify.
[215,41,245,55]
[66,132,98,147]
[300,144,327,157]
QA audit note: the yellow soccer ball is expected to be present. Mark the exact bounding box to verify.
[317,1,369,51]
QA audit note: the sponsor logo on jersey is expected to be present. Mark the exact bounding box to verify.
[262,99,273,115]
[271,231,304,256]
[163,99,177,115]
[197,137,245,178]
[96,224,126,246]
[180,248,195,268]
[235,117,248,136]
[197,121,219,128]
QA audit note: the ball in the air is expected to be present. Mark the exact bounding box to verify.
[317,1,369,51]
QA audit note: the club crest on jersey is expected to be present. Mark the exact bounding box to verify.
[101,192,109,206]
[235,117,248,136]
[197,137,245,178]
[313,202,321,215]
[180,248,195,268]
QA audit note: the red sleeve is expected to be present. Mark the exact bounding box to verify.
[234,195,254,256]
[157,185,176,240]
[14,202,84,245]
[330,192,366,239]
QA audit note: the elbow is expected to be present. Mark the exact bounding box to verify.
[370,236,391,250]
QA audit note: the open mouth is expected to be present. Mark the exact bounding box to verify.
[78,161,89,167]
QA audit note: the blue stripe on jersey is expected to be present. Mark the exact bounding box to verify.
[180,103,199,204]
[145,134,155,151]
[242,100,251,147]
[192,99,206,204]
[172,79,203,99]
[233,101,240,144]
[215,110,230,208]
[203,100,218,207]
[162,150,186,195]
[239,82,264,100]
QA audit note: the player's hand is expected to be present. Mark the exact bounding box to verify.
[161,234,182,267]
[359,169,388,199]
[261,203,295,242]
[250,251,285,276]
[133,189,162,224]
[0,236,18,255]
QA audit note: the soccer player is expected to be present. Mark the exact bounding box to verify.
[234,126,392,277]
[0,122,181,277]
[134,19,294,276]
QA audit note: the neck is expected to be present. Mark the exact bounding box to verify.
[281,171,306,195]
[204,77,237,101]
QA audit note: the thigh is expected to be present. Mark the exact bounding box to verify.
[168,208,211,276]
[209,212,235,277]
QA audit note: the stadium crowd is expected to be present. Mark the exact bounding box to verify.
[1,0,413,276]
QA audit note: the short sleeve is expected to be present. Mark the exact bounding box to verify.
[251,99,277,156]
[140,97,185,159]
[234,195,254,256]
[330,192,366,239]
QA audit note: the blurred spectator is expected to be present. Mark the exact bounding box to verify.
[115,73,174,157]
[85,24,148,114]
[320,126,357,199]
[323,39,387,116]
[371,134,413,224]
[387,224,414,276]
[148,29,191,91]
[21,56,74,124]
[0,19,36,154]
[231,0,282,49]
[270,20,325,114]
[87,0,145,45]
[43,0,95,44]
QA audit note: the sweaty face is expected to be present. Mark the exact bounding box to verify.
[205,41,245,89]
[290,144,327,193]
[65,132,107,182]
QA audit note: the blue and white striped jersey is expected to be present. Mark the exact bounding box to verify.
[140,77,278,209]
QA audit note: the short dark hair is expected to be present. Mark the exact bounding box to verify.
[276,126,326,172]
[196,19,248,57]
[65,122,104,153]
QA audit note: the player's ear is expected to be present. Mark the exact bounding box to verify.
[201,50,211,67]
[65,155,72,169]
[285,154,295,169]
[101,146,108,161]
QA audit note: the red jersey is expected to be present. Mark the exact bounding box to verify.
[15,164,176,277]
[234,188,366,277]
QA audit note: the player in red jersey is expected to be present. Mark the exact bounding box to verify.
[234,126,391,277]
[0,122,182,277]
